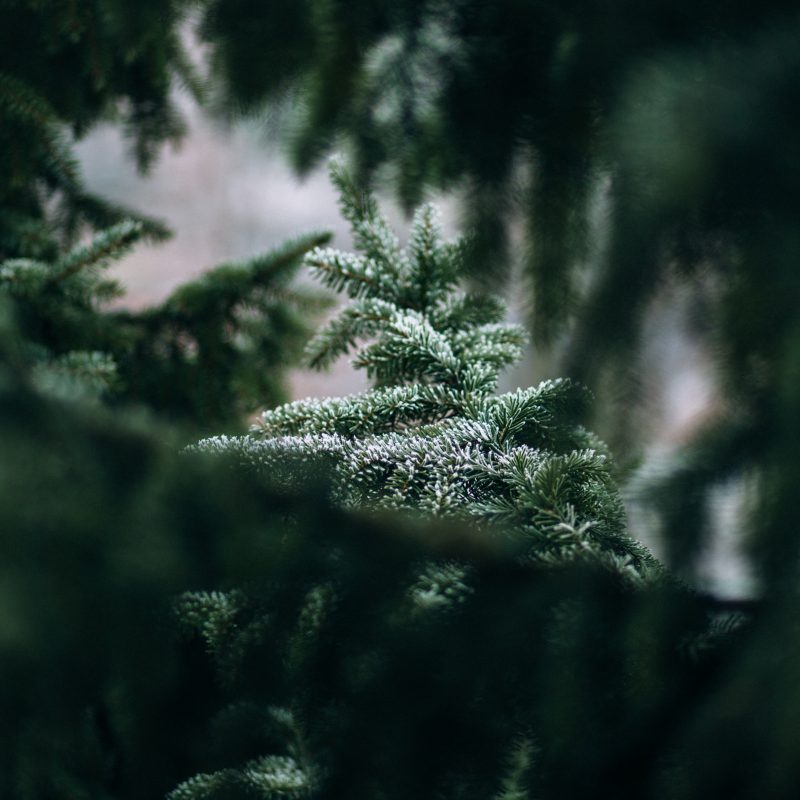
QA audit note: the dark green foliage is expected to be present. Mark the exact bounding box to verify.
[0,2,334,428]
[0,223,331,426]
[110,232,332,426]
[0,240,795,800]
[198,0,800,329]
[0,305,794,800]
[0,0,195,261]
[0,299,322,799]
[164,527,716,800]
[5,2,800,800]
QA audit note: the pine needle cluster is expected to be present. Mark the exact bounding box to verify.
[197,161,657,574]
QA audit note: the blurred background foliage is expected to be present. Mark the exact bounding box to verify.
[0,0,332,428]
[3,0,800,797]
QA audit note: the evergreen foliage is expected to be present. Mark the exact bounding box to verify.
[5,5,800,800]
[197,162,656,573]
[0,0,195,261]
[0,298,335,800]
[198,0,800,331]
[110,231,331,426]
[198,0,800,588]
[0,307,785,800]
[0,1,333,428]
[0,222,331,425]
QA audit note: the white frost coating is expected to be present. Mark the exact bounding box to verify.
[243,755,309,793]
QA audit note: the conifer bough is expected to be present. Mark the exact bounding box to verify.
[197,161,658,577]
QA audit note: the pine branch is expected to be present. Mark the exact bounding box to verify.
[254,384,460,437]
[353,311,462,385]
[304,297,399,369]
[163,232,332,319]
[0,72,81,190]
[196,163,659,585]
[49,220,143,285]
[59,189,172,244]
[430,293,507,331]
[328,157,404,273]
[305,247,398,302]
[452,323,528,369]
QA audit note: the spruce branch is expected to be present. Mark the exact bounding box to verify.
[305,247,398,301]
[0,72,81,190]
[162,232,332,319]
[430,293,507,331]
[196,161,659,577]
[304,297,399,369]
[328,157,404,273]
[49,220,144,286]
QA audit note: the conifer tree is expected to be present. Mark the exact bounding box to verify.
[170,162,665,798]
[196,161,658,572]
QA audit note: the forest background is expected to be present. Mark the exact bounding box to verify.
[2,1,799,798]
